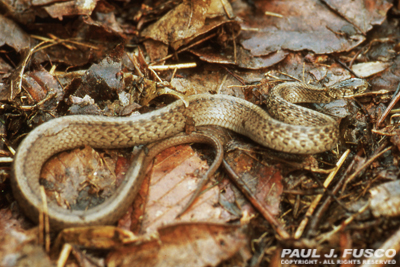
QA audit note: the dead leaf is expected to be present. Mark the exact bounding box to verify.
[238,0,367,55]
[107,223,247,267]
[0,15,30,53]
[352,61,392,78]
[40,146,119,211]
[190,46,288,69]
[43,0,97,20]
[0,209,50,267]
[53,226,138,250]
[224,141,284,216]
[322,0,393,34]
[140,145,225,234]
[370,180,400,217]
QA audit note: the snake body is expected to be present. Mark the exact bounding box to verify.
[11,79,368,229]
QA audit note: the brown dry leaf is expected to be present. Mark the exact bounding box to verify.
[0,209,51,267]
[107,223,247,267]
[40,146,119,211]
[224,142,284,216]
[74,57,125,104]
[0,15,30,53]
[190,46,288,69]
[0,57,13,82]
[68,94,103,115]
[82,13,126,38]
[322,0,393,34]
[238,0,368,55]
[170,67,260,96]
[141,0,210,46]
[266,53,355,86]
[370,55,400,92]
[314,99,353,119]
[141,0,239,61]
[140,145,225,234]
[141,0,235,51]
[218,177,251,219]
[369,180,400,217]
[22,69,64,105]
[1,0,400,265]
[141,0,210,61]
[0,242,51,267]
[53,226,137,250]
[43,0,97,20]
[351,61,392,78]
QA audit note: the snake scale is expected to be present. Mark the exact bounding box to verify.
[11,78,368,230]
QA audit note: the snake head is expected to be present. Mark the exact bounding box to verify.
[327,78,369,99]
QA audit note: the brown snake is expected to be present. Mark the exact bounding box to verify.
[11,79,368,230]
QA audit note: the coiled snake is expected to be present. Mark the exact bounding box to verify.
[11,78,368,229]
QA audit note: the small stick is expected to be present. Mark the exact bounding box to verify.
[148,63,196,70]
[223,160,290,239]
[376,82,400,127]
[342,146,392,191]
[294,149,350,239]
[40,186,51,252]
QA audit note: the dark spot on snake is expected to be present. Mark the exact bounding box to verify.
[138,133,145,140]
[300,128,307,134]
[324,127,330,133]
[300,140,307,147]
[285,126,293,132]
[312,128,320,134]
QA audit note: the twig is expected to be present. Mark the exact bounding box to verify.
[342,146,392,191]
[264,11,283,18]
[57,244,72,267]
[153,32,218,63]
[40,186,50,252]
[376,82,400,127]
[223,67,246,85]
[223,160,290,239]
[148,63,196,70]
[315,201,370,244]
[294,149,350,239]
[19,91,56,110]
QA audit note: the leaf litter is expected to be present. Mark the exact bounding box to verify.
[0,0,400,266]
